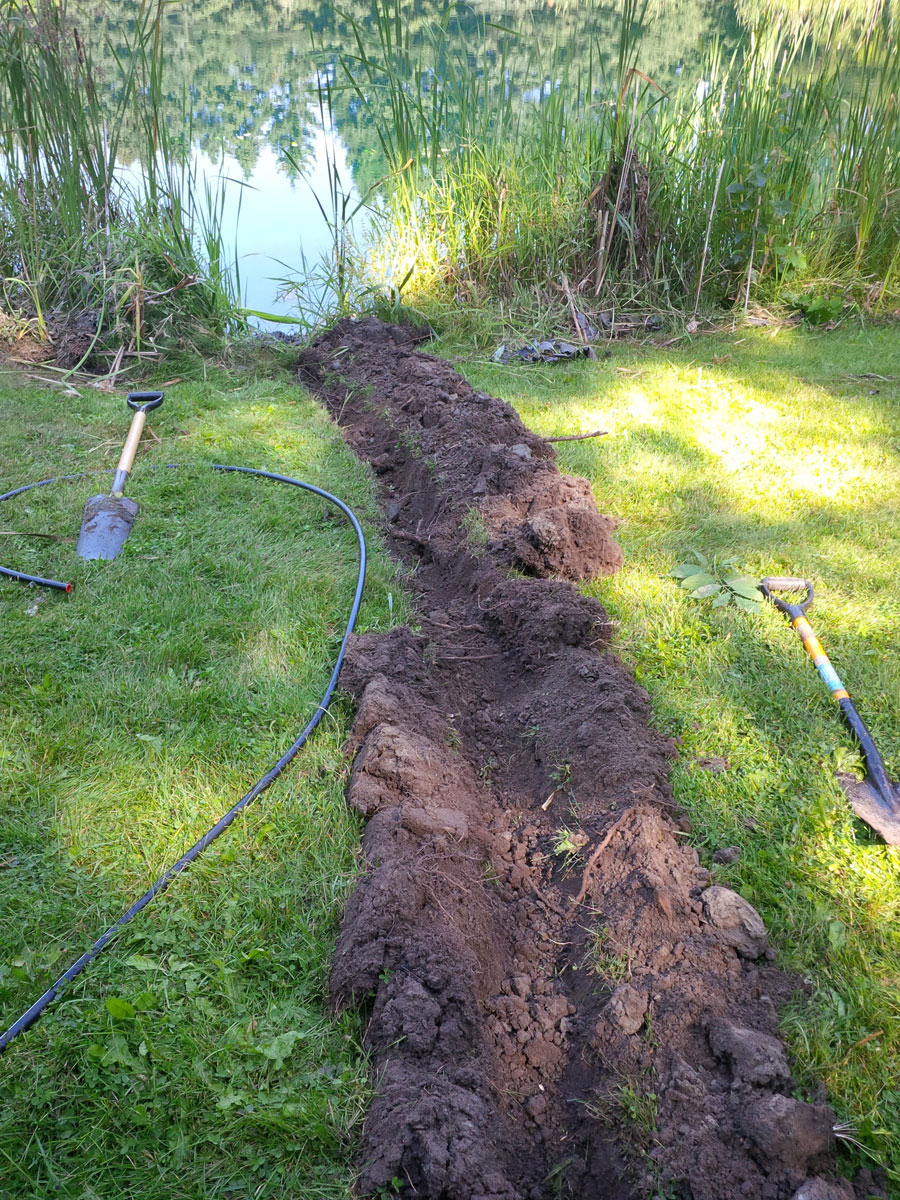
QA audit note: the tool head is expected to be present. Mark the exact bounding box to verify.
[75,391,162,561]
[76,493,140,561]
[838,774,900,845]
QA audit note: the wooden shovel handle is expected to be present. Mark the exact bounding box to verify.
[113,410,148,489]
[111,391,164,495]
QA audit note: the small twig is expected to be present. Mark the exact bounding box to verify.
[86,438,121,455]
[594,210,609,296]
[0,530,74,542]
[437,653,502,662]
[529,878,567,918]
[0,368,80,395]
[560,273,586,344]
[838,1030,883,1066]
[389,529,427,546]
[544,429,608,444]
[95,343,126,393]
[567,810,633,916]
[419,617,484,632]
[595,90,638,298]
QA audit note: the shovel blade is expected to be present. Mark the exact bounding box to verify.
[76,494,140,561]
[838,773,900,845]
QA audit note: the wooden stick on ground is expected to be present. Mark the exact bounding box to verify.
[567,810,633,917]
[544,429,608,443]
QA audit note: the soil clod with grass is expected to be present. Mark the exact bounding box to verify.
[299,318,861,1200]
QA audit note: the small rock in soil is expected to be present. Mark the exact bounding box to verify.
[701,885,769,958]
[712,845,742,864]
[790,1178,855,1200]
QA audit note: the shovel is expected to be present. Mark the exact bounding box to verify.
[76,391,163,561]
[760,576,900,845]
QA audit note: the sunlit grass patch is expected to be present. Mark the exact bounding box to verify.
[455,321,900,1185]
[0,366,404,1197]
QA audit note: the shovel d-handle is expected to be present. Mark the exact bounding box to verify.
[110,392,164,497]
[760,577,849,701]
[758,576,814,615]
[761,575,899,816]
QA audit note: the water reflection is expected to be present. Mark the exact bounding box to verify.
[82,0,890,318]
[79,0,749,318]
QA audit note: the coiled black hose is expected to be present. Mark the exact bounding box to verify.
[0,465,367,1053]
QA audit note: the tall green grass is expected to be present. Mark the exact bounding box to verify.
[734,0,897,42]
[315,0,900,324]
[0,0,240,357]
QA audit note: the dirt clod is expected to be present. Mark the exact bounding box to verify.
[604,984,649,1036]
[298,318,854,1200]
[740,1094,835,1169]
[708,1017,792,1087]
[712,844,742,864]
[791,1179,856,1200]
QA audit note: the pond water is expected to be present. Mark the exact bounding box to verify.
[84,0,866,322]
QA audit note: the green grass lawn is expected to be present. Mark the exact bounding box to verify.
[453,320,900,1188]
[0,362,405,1198]
[2,321,899,1196]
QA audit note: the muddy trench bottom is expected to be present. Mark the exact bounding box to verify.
[298,319,874,1200]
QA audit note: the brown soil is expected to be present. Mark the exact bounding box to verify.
[298,318,879,1200]
[0,308,96,369]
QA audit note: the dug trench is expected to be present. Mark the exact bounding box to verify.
[298,319,879,1200]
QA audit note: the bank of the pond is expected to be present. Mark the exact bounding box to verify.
[0,364,404,1198]
[318,0,900,333]
[452,320,900,1188]
[0,1,241,361]
[3,0,899,348]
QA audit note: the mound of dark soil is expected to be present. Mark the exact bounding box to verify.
[298,318,876,1200]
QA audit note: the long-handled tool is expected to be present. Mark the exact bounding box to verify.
[76,391,163,560]
[760,576,900,844]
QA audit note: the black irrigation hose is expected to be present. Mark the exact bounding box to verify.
[0,465,367,1054]
[0,473,89,591]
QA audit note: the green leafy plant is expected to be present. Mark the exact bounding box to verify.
[670,551,763,612]
[583,926,632,984]
[374,1178,406,1200]
[784,290,844,325]
[551,825,589,872]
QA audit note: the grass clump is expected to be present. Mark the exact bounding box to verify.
[0,364,404,1197]
[455,320,900,1186]
[0,0,240,360]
